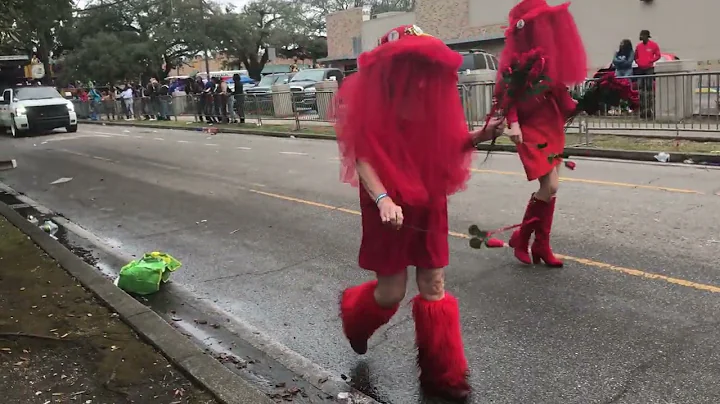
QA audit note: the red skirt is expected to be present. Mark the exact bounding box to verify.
[516,99,566,181]
[358,191,449,276]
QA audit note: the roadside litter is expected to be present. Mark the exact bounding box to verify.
[0,159,17,171]
[50,177,73,185]
[654,152,670,163]
[116,252,182,295]
[26,215,39,225]
[39,220,58,236]
[27,215,59,239]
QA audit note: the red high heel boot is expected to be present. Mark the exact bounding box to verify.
[531,197,564,267]
[508,195,538,265]
[340,280,398,355]
[413,293,471,401]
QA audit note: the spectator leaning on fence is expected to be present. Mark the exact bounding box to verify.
[634,29,660,118]
[634,30,661,75]
[613,39,634,78]
[232,73,245,124]
[121,84,134,120]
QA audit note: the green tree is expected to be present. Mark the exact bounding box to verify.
[208,0,302,79]
[60,0,210,84]
[0,0,22,48]
[0,0,74,83]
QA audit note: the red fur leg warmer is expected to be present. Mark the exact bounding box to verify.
[412,293,471,400]
[340,280,398,355]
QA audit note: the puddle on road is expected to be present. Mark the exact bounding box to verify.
[0,190,343,403]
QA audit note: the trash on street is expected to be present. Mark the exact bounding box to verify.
[117,252,182,295]
[50,177,73,185]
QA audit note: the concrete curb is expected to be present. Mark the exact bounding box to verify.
[79,120,720,164]
[81,119,336,140]
[0,202,275,404]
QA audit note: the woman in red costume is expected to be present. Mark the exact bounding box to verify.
[333,25,505,400]
[498,0,587,267]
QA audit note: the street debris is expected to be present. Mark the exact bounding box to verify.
[39,220,59,237]
[0,159,17,171]
[27,215,38,225]
[230,229,240,235]
[117,252,182,295]
[654,152,670,163]
[50,177,73,185]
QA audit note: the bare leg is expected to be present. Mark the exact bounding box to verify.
[339,269,406,355]
[375,271,408,308]
[535,166,559,201]
[412,267,470,400]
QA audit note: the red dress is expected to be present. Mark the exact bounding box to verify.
[358,190,449,276]
[507,84,578,181]
[332,31,475,276]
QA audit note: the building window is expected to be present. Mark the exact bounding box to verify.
[352,37,362,56]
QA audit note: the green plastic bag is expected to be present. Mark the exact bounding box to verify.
[117,252,182,295]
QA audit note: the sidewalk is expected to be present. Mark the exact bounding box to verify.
[0,217,218,404]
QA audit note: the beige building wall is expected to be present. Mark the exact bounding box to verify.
[326,8,365,61]
[361,12,416,52]
[559,0,720,70]
[326,0,720,71]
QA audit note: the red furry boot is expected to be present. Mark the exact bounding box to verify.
[508,195,539,265]
[340,280,398,355]
[412,293,471,401]
[531,197,564,267]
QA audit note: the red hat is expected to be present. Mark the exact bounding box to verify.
[505,0,572,36]
[358,25,462,70]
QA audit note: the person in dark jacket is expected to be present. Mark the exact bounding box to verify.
[203,77,217,123]
[613,39,634,78]
[232,73,245,124]
[158,80,171,120]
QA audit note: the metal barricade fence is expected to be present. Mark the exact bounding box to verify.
[71,71,720,138]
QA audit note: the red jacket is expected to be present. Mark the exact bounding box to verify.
[635,40,661,70]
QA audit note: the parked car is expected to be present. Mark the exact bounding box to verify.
[288,68,344,110]
[246,73,295,96]
[0,85,78,137]
[458,49,499,74]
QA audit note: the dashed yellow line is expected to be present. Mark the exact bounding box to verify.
[249,188,720,294]
[470,168,703,194]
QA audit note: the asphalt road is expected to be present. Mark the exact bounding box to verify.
[1,125,720,404]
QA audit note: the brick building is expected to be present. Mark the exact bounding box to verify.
[322,0,720,74]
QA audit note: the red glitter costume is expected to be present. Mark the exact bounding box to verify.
[334,25,474,399]
[497,0,587,266]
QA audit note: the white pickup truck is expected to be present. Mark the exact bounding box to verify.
[0,86,78,137]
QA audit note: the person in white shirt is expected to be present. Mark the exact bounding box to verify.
[121,85,135,120]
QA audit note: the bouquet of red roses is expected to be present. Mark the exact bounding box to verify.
[492,48,550,115]
[574,71,639,116]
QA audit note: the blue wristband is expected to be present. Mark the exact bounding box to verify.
[375,193,388,205]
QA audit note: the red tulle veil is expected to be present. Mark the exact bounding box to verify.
[331,25,473,207]
[497,0,587,86]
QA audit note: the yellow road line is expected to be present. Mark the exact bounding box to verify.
[249,188,720,294]
[470,168,703,194]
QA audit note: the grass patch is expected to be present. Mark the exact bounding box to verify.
[0,217,218,403]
